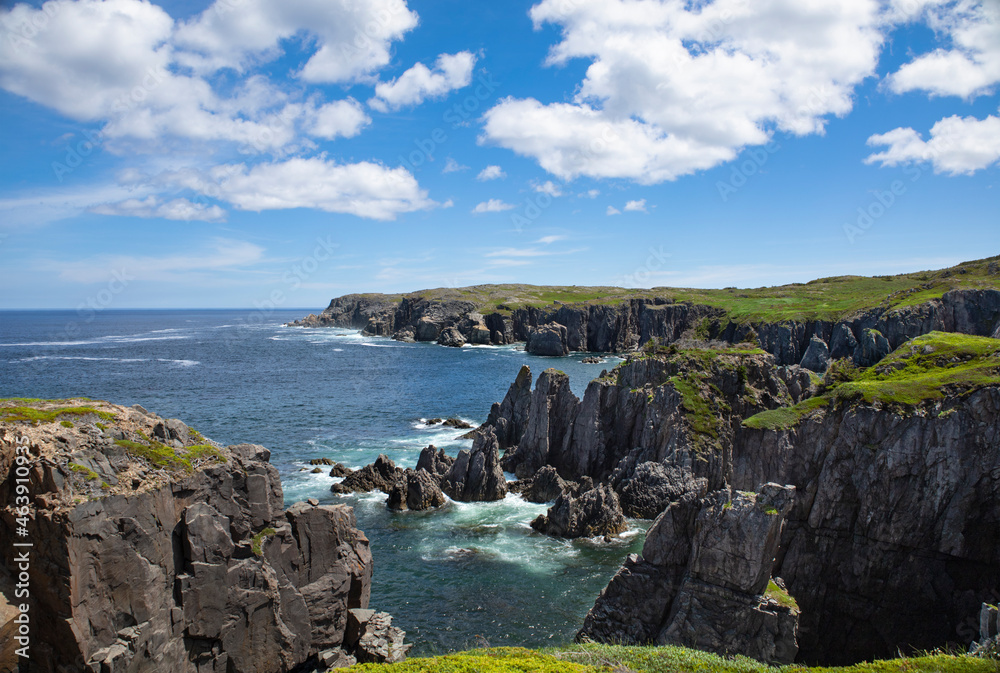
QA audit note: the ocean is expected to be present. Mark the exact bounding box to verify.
[0,309,648,654]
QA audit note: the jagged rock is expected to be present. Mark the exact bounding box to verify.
[468,321,492,345]
[441,418,473,429]
[392,326,416,342]
[441,428,508,502]
[579,485,798,664]
[615,462,708,519]
[856,328,891,367]
[503,368,579,480]
[971,603,999,657]
[522,465,577,503]
[437,326,466,348]
[386,469,446,511]
[531,484,627,539]
[346,610,411,664]
[329,463,353,478]
[829,323,858,360]
[414,317,441,341]
[310,458,334,466]
[332,454,401,495]
[415,445,454,477]
[482,365,533,451]
[799,336,831,373]
[526,323,570,356]
[0,400,398,673]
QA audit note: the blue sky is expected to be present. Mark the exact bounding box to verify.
[0,0,998,309]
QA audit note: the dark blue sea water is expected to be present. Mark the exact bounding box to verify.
[0,309,647,653]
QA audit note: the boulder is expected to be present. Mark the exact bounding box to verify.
[526,323,570,356]
[799,336,831,373]
[414,317,441,342]
[437,327,466,348]
[392,326,416,342]
[468,322,492,345]
[441,418,473,429]
[329,463,353,478]
[441,428,508,502]
[331,454,401,494]
[531,484,627,539]
[386,469,446,511]
[522,465,576,503]
[346,610,411,664]
[415,445,454,477]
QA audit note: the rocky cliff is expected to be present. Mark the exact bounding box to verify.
[289,258,1000,368]
[485,332,1000,664]
[0,399,408,673]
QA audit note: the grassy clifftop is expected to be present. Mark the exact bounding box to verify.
[343,255,1000,323]
[743,332,1000,430]
[340,644,998,673]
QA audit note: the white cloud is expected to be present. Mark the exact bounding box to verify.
[533,180,563,196]
[182,158,441,220]
[581,189,600,198]
[537,235,566,244]
[472,199,515,213]
[865,110,1000,174]
[606,206,621,215]
[306,99,371,139]
[477,165,506,181]
[174,0,418,83]
[481,0,883,184]
[369,51,477,112]
[884,0,1000,98]
[443,157,469,173]
[91,196,226,222]
[624,199,647,212]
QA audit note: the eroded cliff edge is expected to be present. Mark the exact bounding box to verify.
[483,332,1000,664]
[0,399,408,673]
[289,257,1000,366]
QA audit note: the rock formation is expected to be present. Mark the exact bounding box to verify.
[331,454,401,494]
[0,399,409,672]
[530,484,627,539]
[415,444,455,477]
[521,465,577,503]
[578,485,799,664]
[482,365,533,452]
[440,428,508,502]
[386,468,446,511]
[526,323,570,356]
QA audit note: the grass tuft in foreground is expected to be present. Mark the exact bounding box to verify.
[340,645,1000,673]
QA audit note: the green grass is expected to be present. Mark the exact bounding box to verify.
[114,436,224,473]
[743,332,1000,430]
[340,645,999,673]
[330,255,1000,325]
[766,580,799,612]
[251,527,277,557]
[1,404,116,424]
[68,463,100,481]
[60,420,74,428]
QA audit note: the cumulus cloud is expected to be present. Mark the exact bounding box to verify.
[864,110,1000,174]
[477,165,506,181]
[884,0,1000,99]
[472,199,515,213]
[306,99,371,139]
[481,0,883,183]
[533,181,563,196]
[90,196,226,221]
[606,206,621,215]
[166,158,441,220]
[174,0,418,82]
[369,51,477,112]
[624,199,647,212]
[443,157,469,173]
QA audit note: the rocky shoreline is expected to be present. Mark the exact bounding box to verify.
[0,400,410,672]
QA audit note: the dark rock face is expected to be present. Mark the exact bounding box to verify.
[415,445,455,477]
[332,454,401,494]
[531,485,627,539]
[526,323,570,356]
[799,336,830,373]
[329,463,353,478]
[441,428,508,502]
[502,368,580,480]
[414,317,441,342]
[856,328,891,366]
[971,603,999,657]
[615,462,708,519]
[345,609,411,664]
[437,326,466,348]
[0,405,404,673]
[579,485,799,664]
[482,365,533,452]
[386,469,446,511]
[522,465,576,503]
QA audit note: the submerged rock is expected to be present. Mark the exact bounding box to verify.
[531,484,627,539]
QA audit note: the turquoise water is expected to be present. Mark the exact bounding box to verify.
[0,309,647,653]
